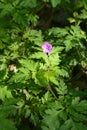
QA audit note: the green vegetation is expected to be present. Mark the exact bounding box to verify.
[0,0,87,129]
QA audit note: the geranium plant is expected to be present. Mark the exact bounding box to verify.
[0,0,87,130]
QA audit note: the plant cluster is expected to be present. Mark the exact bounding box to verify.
[0,0,87,130]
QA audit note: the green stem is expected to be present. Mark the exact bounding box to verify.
[47,84,57,99]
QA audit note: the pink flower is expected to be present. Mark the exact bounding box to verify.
[41,42,52,54]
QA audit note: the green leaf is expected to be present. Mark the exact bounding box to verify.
[19,59,39,71]
[51,0,61,7]
[13,12,27,26]
[60,119,87,130]
[48,27,68,37]
[56,80,67,95]
[28,14,39,26]
[75,123,87,130]
[43,0,49,2]
[0,86,12,101]
[24,108,31,118]
[72,99,87,114]
[64,39,73,52]
[44,70,59,85]
[0,3,13,17]
[0,118,17,130]
[9,72,30,83]
[49,75,59,86]
[52,46,64,54]
[48,53,61,66]
[35,69,48,86]
[60,119,73,130]
[42,91,51,104]
[30,52,48,60]
[79,9,87,19]
[42,109,60,130]
[23,29,43,46]
[20,0,37,8]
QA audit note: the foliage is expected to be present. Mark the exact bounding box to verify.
[0,0,87,130]
[42,97,87,130]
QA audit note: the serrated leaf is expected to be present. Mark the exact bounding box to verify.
[76,123,87,130]
[23,29,43,46]
[42,109,60,130]
[49,76,59,85]
[72,99,87,114]
[51,0,61,7]
[19,59,39,71]
[30,52,48,60]
[42,91,51,104]
[60,119,87,130]
[9,72,30,83]
[56,80,67,95]
[64,39,73,52]
[60,119,73,130]
[20,0,37,8]
[13,13,27,26]
[44,71,59,85]
[0,86,12,101]
[0,3,13,17]
[0,118,17,130]
[48,27,68,37]
[52,46,64,54]
[35,69,48,86]
[49,53,61,66]
[79,9,87,19]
